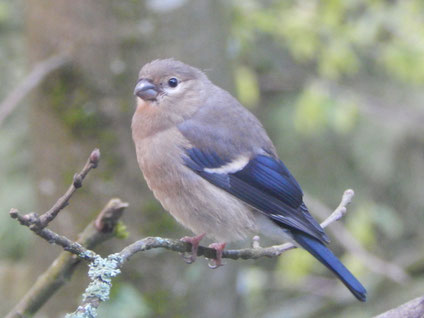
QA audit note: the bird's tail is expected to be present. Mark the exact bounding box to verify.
[291,231,367,302]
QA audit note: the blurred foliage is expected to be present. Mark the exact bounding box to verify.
[347,203,376,247]
[233,0,424,83]
[0,0,31,262]
[140,199,181,236]
[234,65,260,108]
[230,0,424,316]
[0,118,33,259]
[277,249,315,284]
[46,69,111,138]
[293,81,359,134]
[97,283,152,318]
[114,221,130,239]
[143,288,186,317]
[1,0,424,317]
[0,2,10,24]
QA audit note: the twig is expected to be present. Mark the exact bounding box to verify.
[7,149,126,318]
[0,53,70,127]
[5,199,128,318]
[65,189,355,317]
[320,189,354,228]
[10,209,96,260]
[116,190,353,262]
[305,192,410,283]
[38,148,99,229]
[11,190,356,266]
[9,148,101,259]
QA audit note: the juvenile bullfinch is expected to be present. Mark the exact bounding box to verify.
[132,59,367,301]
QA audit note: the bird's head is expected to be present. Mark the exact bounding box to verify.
[134,59,209,122]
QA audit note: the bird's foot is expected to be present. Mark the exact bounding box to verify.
[180,233,206,264]
[207,242,226,269]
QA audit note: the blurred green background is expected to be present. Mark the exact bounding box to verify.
[1,0,423,317]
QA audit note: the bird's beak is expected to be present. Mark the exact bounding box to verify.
[134,79,158,101]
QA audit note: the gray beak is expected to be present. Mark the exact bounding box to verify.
[134,79,158,101]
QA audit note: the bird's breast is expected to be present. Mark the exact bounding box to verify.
[132,127,258,242]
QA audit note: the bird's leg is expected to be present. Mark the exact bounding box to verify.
[207,242,226,269]
[180,233,206,264]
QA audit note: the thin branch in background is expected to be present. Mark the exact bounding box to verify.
[10,209,97,260]
[39,148,100,228]
[320,189,353,228]
[305,192,410,283]
[373,295,424,318]
[5,199,128,318]
[0,53,70,127]
[8,148,101,259]
[325,81,424,132]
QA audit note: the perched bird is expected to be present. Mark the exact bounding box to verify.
[132,59,367,301]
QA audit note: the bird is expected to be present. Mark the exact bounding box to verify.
[131,58,367,301]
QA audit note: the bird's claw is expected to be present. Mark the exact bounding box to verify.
[181,253,195,264]
[180,233,206,264]
[207,242,226,269]
[207,258,225,269]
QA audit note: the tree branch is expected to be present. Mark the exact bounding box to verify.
[373,295,424,318]
[5,199,128,318]
[6,148,127,318]
[0,53,70,127]
[40,148,100,228]
[10,148,100,230]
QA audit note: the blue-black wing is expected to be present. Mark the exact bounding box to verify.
[183,148,329,243]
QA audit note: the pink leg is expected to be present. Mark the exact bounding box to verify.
[180,233,206,264]
[208,242,226,269]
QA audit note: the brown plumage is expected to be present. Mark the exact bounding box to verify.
[131,59,367,301]
[132,59,276,242]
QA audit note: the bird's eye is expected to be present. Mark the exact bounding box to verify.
[168,77,178,88]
